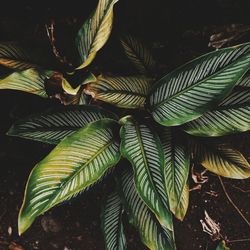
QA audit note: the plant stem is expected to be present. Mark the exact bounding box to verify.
[228,239,250,243]
[218,176,250,227]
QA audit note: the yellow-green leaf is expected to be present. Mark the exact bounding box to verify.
[18,118,120,235]
[120,35,156,74]
[85,75,151,108]
[160,128,190,220]
[0,69,53,97]
[76,0,119,70]
[0,42,55,70]
[191,138,250,179]
[216,240,230,250]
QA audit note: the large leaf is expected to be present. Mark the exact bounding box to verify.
[120,117,173,230]
[191,138,250,179]
[148,43,250,126]
[7,105,116,144]
[160,128,190,220]
[85,75,151,108]
[120,35,156,74]
[237,70,250,87]
[0,42,54,70]
[76,0,119,69]
[183,89,250,136]
[101,191,126,250]
[18,118,121,235]
[119,170,175,250]
[0,69,53,97]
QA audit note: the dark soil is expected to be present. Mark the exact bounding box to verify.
[0,0,250,249]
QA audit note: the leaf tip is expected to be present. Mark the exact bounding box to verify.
[18,212,32,236]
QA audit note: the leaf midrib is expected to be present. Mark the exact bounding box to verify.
[94,88,147,98]
[41,138,115,212]
[124,39,148,73]
[150,52,249,111]
[134,124,164,210]
[81,0,115,57]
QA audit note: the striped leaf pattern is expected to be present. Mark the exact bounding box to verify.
[101,192,126,250]
[120,35,156,74]
[148,43,250,126]
[120,117,173,230]
[160,128,190,220]
[119,170,175,250]
[0,42,54,70]
[85,75,151,108]
[18,119,121,235]
[237,70,250,87]
[183,89,250,136]
[0,69,53,97]
[191,138,250,179]
[7,105,116,144]
[0,42,38,70]
[76,0,119,69]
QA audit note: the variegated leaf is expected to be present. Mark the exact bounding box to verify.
[160,128,190,220]
[18,119,121,235]
[119,170,175,250]
[237,70,250,87]
[76,0,119,69]
[183,89,250,136]
[120,117,173,230]
[120,35,156,74]
[85,75,151,108]
[7,105,116,144]
[191,138,250,179]
[101,192,126,250]
[0,69,53,97]
[148,43,250,126]
[0,42,54,70]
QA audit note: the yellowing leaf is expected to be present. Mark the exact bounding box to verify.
[191,139,250,179]
[0,69,53,97]
[76,0,119,70]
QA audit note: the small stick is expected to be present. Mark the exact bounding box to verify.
[45,20,71,66]
[218,176,250,227]
[228,238,250,243]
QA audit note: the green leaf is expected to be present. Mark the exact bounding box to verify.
[160,128,190,220]
[120,35,156,74]
[120,117,173,230]
[101,191,126,250]
[76,0,119,69]
[18,118,121,235]
[237,70,250,87]
[216,240,230,250]
[0,69,53,97]
[148,43,250,126]
[7,105,116,144]
[119,170,175,250]
[183,89,250,136]
[191,138,250,179]
[0,42,54,70]
[85,75,151,108]
[62,72,96,95]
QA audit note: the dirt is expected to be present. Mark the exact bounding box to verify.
[0,0,250,249]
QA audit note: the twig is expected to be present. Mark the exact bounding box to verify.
[218,176,250,227]
[45,20,71,66]
[228,238,250,243]
[229,184,250,194]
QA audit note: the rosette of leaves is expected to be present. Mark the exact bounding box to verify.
[1,1,250,249]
